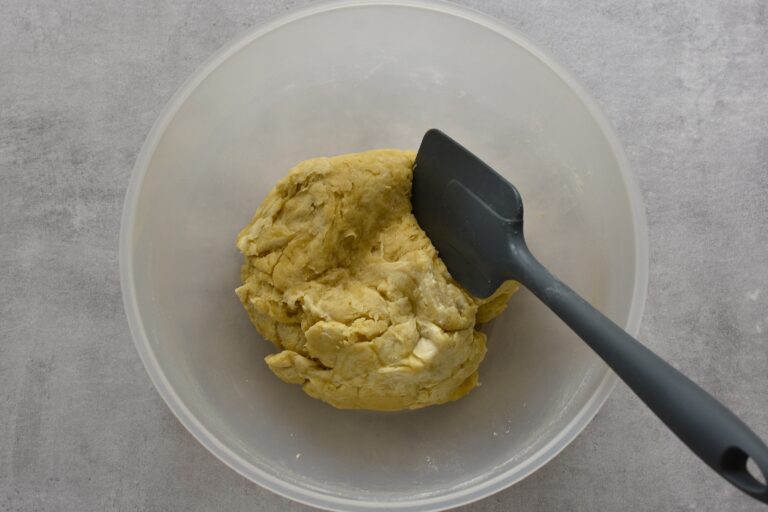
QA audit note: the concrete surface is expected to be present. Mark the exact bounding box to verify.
[2,0,767,510]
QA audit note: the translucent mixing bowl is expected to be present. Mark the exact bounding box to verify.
[120,1,648,510]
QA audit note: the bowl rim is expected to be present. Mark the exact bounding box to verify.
[119,1,649,510]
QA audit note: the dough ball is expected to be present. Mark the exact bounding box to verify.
[236,149,517,410]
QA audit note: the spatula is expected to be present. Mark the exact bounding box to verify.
[412,128,768,504]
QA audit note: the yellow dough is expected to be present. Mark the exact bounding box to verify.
[236,149,518,410]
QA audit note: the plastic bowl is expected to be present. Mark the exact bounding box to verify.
[120,1,648,510]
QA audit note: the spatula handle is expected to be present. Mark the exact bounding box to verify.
[510,245,768,504]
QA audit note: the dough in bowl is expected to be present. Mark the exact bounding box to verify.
[236,149,517,410]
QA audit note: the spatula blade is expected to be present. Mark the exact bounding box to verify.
[412,129,524,298]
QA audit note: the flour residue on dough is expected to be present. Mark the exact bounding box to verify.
[236,149,517,410]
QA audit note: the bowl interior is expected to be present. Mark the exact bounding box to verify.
[123,2,646,509]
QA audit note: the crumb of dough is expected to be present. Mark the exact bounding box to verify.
[236,149,518,411]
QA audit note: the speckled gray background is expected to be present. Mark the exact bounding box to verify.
[2,1,767,511]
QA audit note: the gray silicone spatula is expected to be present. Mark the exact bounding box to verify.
[412,128,768,504]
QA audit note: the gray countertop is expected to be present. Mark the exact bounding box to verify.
[2,1,767,511]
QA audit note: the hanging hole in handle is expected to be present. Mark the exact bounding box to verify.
[747,457,767,487]
[721,447,768,493]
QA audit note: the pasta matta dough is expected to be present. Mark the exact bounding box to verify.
[236,149,517,410]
